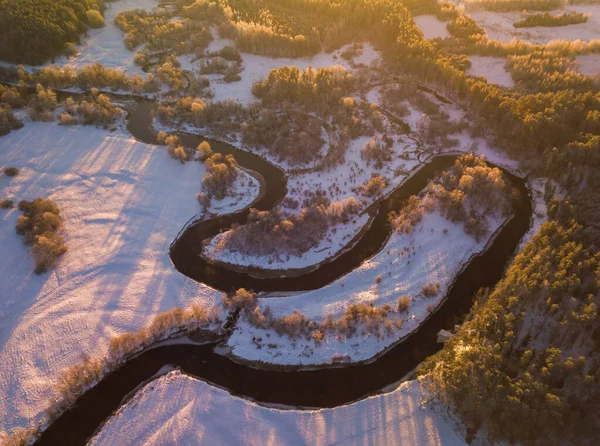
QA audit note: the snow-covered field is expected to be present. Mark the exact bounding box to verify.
[468,5,600,45]
[202,42,381,105]
[89,371,466,446]
[414,14,451,39]
[576,53,600,77]
[0,122,259,433]
[227,211,505,366]
[466,56,514,88]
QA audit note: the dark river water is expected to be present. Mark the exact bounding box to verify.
[34,99,533,445]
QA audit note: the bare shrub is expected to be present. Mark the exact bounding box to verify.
[397,295,412,312]
[0,199,14,209]
[222,288,257,312]
[59,113,76,125]
[361,135,393,169]
[360,175,387,197]
[3,166,19,177]
[422,283,441,297]
[197,141,213,161]
[390,196,424,234]
[390,155,510,240]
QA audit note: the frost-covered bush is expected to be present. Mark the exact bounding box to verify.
[360,175,387,197]
[27,84,57,121]
[67,92,124,128]
[390,196,424,234]
[201,153,238,199]
[361,135,393,169]
[197,141,213,161]
[390,155,510,239]
[16,199,68,273]
[0,104,23,134]
[222,288,257,312]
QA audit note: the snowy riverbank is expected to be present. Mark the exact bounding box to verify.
[89,371,466,446]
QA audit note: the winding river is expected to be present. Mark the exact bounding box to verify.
[35,99,533,445]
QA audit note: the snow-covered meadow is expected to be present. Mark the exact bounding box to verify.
[468,4,600,45]
[0,122,258,432]
[466,56,514,88]
[89,370,466,446]
[414,15,452,40]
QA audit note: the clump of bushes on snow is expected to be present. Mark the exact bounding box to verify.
[246,300,407,344]
[211,197,360,261]
[359,175,388,197]
[12,64,156,95]
[27,85,57,122]
[157,132,192,163]
[241,111,326,166]
[0,104,23,135]
[0,85,25,108]
[15,199,68,274]
[201,153,239,200]
[60,90,124,128]
[361,135,394,169]
[390,154,511,241]
[197,141,213,161]
[514,11,590,28]
[397,295,412,312]
[222,288,257,312]
[422,283,441,297]
[3,166,19,177]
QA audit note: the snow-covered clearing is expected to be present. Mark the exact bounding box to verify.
[414,15,451,39]
[576,53,600,77]
[468,5,600,45]
[199,42,381,105]
[0,122,259,433]
[89,371,466,446]
[227,211,505,366]
[466,56,514,88]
